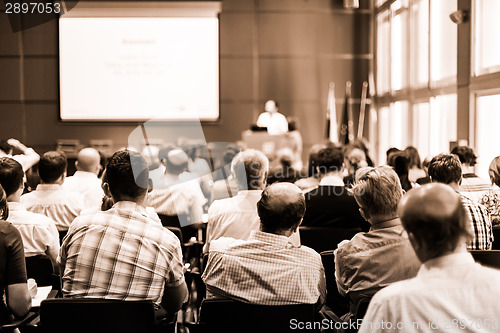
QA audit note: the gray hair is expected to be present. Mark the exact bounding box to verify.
[352,166,403,218]
[231,149,269,190]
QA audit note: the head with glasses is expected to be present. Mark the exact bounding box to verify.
[352,166,403,225]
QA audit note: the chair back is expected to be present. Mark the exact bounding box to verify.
[492,226,500,250]
[165,226,184,244]
[300,227,361,253]
[199,298,316,332]
[469,250,500,269]
[25,255,55,287]
[320,250,349,316]
[39,298,156,333]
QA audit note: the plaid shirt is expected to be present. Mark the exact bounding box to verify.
[202,230,326,306]
[59,201,184,305]
[461,194,493,250]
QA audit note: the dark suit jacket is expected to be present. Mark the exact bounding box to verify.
[302,185,370,232]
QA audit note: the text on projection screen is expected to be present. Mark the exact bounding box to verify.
[59,17,219,121]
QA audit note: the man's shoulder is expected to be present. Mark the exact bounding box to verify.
[10,209,56,225]
[369,277,419,303]
[209,236,246,253]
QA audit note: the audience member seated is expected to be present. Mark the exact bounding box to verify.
[21,151,85,233]
[480,156,500,226]
[204,149,300,253]
[451,145,491,202]
[335,166,420,318]
[387,150,415,191]
[294,144,325,192]
[284,117,304,170]
[148,149,205,226]
[405,146,427,183]
[415,156,432,185]
[267,148,302,185]
[0,158,59,268]
[141,145,166,190]
[301,147,369,231]
[62,147,104,209]
[0,138,39,172]
[202,182,326,306]
[359,184,500,333]
[209,145,239,204]
[0,184,32,325]
[351,138,374,167]
[342,146,368,188]
[428,154,493,250]
[59,150,188,316]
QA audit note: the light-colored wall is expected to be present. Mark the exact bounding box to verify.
[0,0,371,154]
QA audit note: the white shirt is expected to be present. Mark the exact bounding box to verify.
[359,251,500,333]
[204,190,300,253]
[63,171,104,210]
[7,201,60,261]
[256,112,288,135]
[21,184,85,231]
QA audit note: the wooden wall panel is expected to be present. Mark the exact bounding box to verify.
[0,59,21,100]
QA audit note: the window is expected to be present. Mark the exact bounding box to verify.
[428,94,457,157]
[473,0,500,75]
[412,102,430,158]
[390,1,409,91]
[376,102,409,164]
[429,0,456,83]
[475,94,500,179]
[376,11,390,95]
[409,0,429,87]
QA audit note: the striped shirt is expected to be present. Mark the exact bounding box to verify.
[202,230,326,306]
[459,174,492,203]
[59,201,185,306]
[461,194,493,250]
[21,184,85,231]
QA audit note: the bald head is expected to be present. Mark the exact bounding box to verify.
[398,183,471,262]
[257,183,305,235]
[76,148,101,174]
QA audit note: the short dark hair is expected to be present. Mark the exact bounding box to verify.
[39,151,67,183]
[401,195,470,260]
[0,184,8,220]
[105,150,149,201]
[316,147,343,174]
[451,146,477,166]
[428,154,462,184]
[257,186,305,233]
[0,140,11,155]
[405,146,422,169]
[0,158,24,197]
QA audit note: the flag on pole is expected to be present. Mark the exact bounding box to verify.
[326,82,338,143]
[340,81,352,145]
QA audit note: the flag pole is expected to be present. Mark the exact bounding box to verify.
[326,82,338,143]
[357,81,368,139]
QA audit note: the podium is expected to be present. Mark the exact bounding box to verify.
[242,130,299,167]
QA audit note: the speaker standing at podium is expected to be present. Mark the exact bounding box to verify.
[256,100,288,135]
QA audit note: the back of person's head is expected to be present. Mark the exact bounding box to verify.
[428,154,462,184]
[105,149,149,202]
[257,183,305,234]
[0,157,24,198]
[489,156,500,187]
[0,140,11,155]
[222,144,240,166]
[352,166,403,221]
[451,146,477,166]
[39,151,67,183]
[307,144,326,177]
[76,147,101,173]
[0,184,8,220]
[404,146,422,168]
[398,183,471,262]
[277,148,294,168]
[316,147,343,174]
[165,149,189,175]
[231,149,269,190]
[386,147,400,162]
[387,151,412,191]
